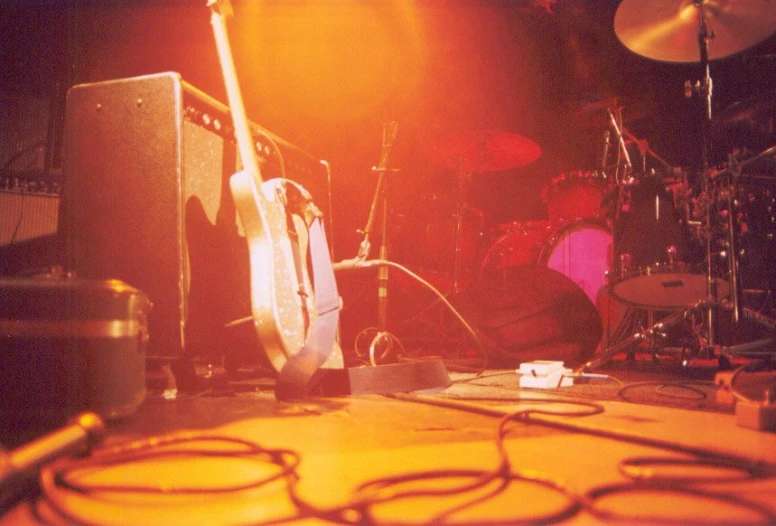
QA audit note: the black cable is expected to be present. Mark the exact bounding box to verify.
[281,402,593,525]
[39,434,302,525]
[727,358,775,404]
[584,482,776,525]
[654,382,708,401]
[36,392,776,525]
[451,371,518,385]
[1,142,46,173]
[393,393,776,523]
[617,380,716,407]
[49,434,299,492]
[354,468,581,526]
[618,456,772,484]
[337,259,489,374]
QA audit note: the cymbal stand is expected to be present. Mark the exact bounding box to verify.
[683,0,719,349]
[607,107,633,181]
[451,159,472,296]
[683,2,776,360]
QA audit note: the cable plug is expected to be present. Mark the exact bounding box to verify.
[736,389,776,431]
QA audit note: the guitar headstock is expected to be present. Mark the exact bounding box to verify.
[207,0,233,18]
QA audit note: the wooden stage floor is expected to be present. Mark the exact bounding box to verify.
[3,357,776,525]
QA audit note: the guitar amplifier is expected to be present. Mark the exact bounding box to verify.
[60,72,332,359]
[0,183,59,247]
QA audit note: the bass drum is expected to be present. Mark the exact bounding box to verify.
[478,219,612,307]
[539,220,613,308]
[475,221,608,366]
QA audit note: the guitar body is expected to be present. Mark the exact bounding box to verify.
[210,0,341,379]
[229,173,302,369]
[230,174,343,371]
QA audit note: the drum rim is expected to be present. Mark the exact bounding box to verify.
[608,272,728,310]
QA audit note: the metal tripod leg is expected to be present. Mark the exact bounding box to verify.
[577,300,708,373]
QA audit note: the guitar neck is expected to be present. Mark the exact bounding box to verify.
[209,0,262,183]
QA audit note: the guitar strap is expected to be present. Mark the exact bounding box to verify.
[274,183,340,401]
[274,181,451,401]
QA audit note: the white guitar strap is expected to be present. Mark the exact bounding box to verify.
[274,190,340,401]
[273,181,451,400]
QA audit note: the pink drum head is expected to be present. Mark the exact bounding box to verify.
[543,222,612,307]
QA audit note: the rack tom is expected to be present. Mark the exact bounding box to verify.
[541,169,611,224]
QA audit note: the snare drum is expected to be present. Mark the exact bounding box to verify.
[541,169,611,224]
[610,175,719,309]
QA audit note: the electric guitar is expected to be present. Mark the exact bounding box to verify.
[208,0,342,374]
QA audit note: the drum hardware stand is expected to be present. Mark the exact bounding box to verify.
[410,158,474,353]
[578,299,711,373]
[386,158,473,338]
[686,4,776,360]
[711,143,776,324]
[607,0,776,368]
[620,125,675,174]
[606,107,633,181]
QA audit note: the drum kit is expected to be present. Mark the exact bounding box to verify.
[416,0,776,366]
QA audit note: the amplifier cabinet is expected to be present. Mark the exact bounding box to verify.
[60,72,330,360]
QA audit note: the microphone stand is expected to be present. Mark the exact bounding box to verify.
[351,122,399,358]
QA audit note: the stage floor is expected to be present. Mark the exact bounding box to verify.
[3,358,776,525]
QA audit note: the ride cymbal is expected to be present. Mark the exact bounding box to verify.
[614,0,776,63]
[425,129,541,173]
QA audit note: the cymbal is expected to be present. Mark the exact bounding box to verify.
[572,95,658,128]
[425,129,541,173]
[712,90,776,148]
[714,90,776,128]
[614,0,776,63]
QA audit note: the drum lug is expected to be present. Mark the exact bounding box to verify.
[666,245,677,266]
[618,252,632,279]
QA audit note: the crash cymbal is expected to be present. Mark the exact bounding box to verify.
[426,129,541,173]
[573,95,658,128]
[614,0,776,63]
